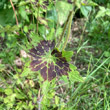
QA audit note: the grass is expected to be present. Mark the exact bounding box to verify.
[0,1,110,109]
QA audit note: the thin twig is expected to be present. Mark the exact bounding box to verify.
[10,0,19,26]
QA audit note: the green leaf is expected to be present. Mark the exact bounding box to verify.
[4,88,13,95]
[23,26,28,33]
[55,96,59,105]
[62,50,73,62]
[69,64,84,82]
[96,6,110,18]
[12,0,18,2]
[0,25,19,33]
[0,87,5,93]
[55,1,73,25]
[81,1,98,6]
[21,62,33,77]
[0,8,15,26]
[80,6,92,17]
[104,51,110,57]
[46,28,55,40]
[30,32,43,46]
[19,6,29,22]
[42,81,50,95]
[14,89,26,99]
[47,7,58,23]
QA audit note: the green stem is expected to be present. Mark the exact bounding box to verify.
[56,0,78,49]
[56,12,72,48]
[37,3,40,34]
[62,11,74,50]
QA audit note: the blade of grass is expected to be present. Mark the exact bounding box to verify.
[71,57,110,100]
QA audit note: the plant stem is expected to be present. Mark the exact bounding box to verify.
[37,3,40,34]
[62,11,74,50]
[56,12,72,48]
[10,0,19,26]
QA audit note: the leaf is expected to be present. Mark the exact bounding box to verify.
[47,8,58,28]
[12,0,18,2]
[80,6,92,17]
[0,8,15,26]
[29,40,71,81]
[38,17,48,27]
[104,51,110,57]
[0,87,4,93]
[0,25,19,33]
[62,50,73,62]
[95,6,110,18]
[5,89,13,95]
[19,6,29,22]
[14,88,26,99]
[46,28,55,41]
[55,1,73,25]
[55,96,59,105]
[21,68,31,77]
[47,8,58,23]
[30,32,43,46]
[81,0,98,6]
[69,64,84,82]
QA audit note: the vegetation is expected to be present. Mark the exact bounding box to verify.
[0,0,110,110]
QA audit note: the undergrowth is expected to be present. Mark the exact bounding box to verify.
[0,0,110,110]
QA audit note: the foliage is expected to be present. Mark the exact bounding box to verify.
[0,0,110,110]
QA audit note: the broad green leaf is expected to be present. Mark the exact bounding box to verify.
[62,50,73,62]
[55,1,73,25]
[47,7,58,23]
[47,8,58,28]
[69,64,84,82]
[19,6,29,22]
[81,6,92,17]
[0,8,15,26]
